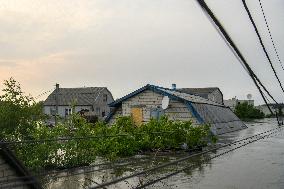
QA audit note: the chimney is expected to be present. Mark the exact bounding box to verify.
[56,83,59,91]
[172,84,176,90]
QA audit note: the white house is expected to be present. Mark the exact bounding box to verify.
[43,84,114,122]
[224,97,254,111]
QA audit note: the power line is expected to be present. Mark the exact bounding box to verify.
[4,128,281,188]
[0,131,179,145]
[34,89,54,100]
[258,0,284,71]
[241,0,284,95]
[135,128,282,189]
[195,0,277,116]
[89,127,282,189]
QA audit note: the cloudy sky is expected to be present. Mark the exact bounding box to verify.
[0,0,283,104]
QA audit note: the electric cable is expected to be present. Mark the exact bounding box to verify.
[195,0,277,117]
[258,0,284,71]
[242,0,284,95]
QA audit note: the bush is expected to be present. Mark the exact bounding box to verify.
[14,115,216,170]
[234,102,265,120]
[0,78,46,139]
[0,78,216,170]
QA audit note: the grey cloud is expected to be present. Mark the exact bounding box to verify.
[0,0,283,105]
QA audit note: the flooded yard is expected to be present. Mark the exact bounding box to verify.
[43,118,284,189]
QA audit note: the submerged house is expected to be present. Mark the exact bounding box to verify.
[44,84,114,121]
[106,84,247,135]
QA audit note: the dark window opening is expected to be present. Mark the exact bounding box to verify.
[96,107,100,114]
[103,94,108,102]
[65,108,72,116]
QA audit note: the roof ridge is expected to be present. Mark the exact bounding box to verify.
[179,87,219,89]
[58,87,106,89]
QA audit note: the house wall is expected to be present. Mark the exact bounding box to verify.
[224,98,254,111]
[208,90,223,105]
[44,105,92,117]
[92,88,114,119]
[108,89,198,125]
[0,154,30,189]
[256,105,271,116]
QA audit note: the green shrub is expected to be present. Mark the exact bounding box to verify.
[0,78,216,170]
[234,102,265,120]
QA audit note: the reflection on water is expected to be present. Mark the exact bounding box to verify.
[42,118,284,189]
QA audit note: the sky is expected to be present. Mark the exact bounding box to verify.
[0,0,283,105]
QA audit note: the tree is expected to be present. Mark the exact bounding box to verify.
[0,78,44,139]
[234,102,265,120]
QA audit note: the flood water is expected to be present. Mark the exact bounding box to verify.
[43,118,284,189]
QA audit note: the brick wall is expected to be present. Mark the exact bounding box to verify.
[0,153,30,189]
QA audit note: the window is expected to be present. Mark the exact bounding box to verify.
[65,108,72,116]
[102,111,106,117]
[150,108,164,119]
[103,94,108,102]
[96,107,100,114]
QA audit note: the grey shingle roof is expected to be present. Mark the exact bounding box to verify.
[156,87,223,107]
[176,87,220,98]
[44,87,106,106]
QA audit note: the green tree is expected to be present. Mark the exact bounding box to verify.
[0,78,45,139]
[234,102,264,120]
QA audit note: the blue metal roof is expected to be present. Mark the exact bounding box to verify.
[106,85,246,134]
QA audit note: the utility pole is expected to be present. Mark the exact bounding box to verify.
[55,83,59,126]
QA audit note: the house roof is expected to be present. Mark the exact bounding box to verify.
[157,87,222,106]
[176,87,220,98]
[0,144,42,188]
[44,87,107,106]
[108,85,224,108]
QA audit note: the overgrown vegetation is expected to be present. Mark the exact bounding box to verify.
[234,102,265,120]
[0,78,216,171]
[0,78,46,140]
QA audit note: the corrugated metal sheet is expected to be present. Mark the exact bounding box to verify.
[192,103,247,135]
[156,87,223,106]
[176,87,219,98]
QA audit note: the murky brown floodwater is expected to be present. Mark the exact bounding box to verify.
[43,118,284,189]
